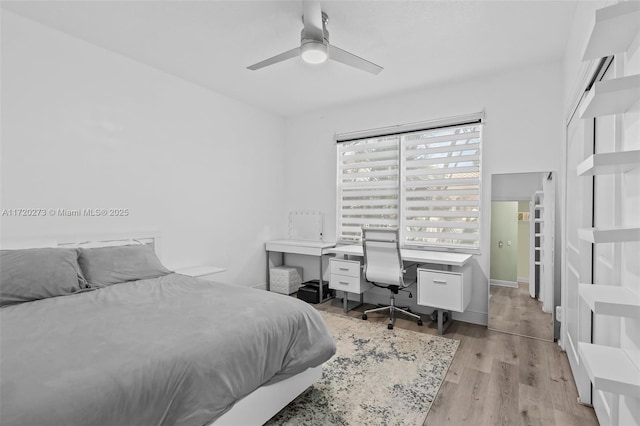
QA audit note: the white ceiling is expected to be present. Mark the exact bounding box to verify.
[2,0,577,117]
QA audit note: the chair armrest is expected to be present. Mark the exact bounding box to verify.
[402,262,419,274]
[401,262,418,286]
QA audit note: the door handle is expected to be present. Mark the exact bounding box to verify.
[433,279,447,284]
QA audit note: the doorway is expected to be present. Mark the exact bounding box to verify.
[488,172,554,341]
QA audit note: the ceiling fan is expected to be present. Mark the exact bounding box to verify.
[247,1,383,74]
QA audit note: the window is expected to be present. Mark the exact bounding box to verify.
[337,116,482,251]
[337,137,399,243]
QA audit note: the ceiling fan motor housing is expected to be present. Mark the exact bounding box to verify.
[300,12,329,63]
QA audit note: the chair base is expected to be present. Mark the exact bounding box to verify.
[362,294,423,330]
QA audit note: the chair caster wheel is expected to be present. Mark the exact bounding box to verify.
[388,324,393,330]
[362,314,368,320]
[417,320,423,326]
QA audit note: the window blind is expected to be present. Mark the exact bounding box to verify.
[401,123,481,249]
[337,136,399,242]
[336,114,483,250]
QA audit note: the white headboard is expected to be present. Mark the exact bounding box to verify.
[1,230,162,257]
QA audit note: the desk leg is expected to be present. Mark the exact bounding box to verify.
[266,250,284,292]
[318,255,323,302]
[437,310,453,335]
[266,250,271,292]
[341,291,365,314]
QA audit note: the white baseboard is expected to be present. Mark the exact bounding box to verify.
[490,279,518,288]
[517,277,529,284]
[253,283,267,291]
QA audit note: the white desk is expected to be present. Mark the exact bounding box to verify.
[265,240,336,302]
[327,245,473,334]
[325,245,472,268]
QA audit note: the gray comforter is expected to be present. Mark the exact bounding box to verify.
[0,274,336,426]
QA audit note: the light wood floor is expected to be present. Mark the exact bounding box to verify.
[314,299,599,426]
[489,282,554,341]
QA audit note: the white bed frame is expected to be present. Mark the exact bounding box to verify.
[210,366,322,425]
[1,230,162,254]
[1,230,323,425]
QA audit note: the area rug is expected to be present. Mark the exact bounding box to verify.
[266,310,459,426]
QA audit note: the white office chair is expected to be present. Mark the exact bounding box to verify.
[361,227,423,330]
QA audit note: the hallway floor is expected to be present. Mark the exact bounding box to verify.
[489,282,553,341]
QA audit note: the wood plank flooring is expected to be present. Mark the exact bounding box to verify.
[314,299,598,426]
[489,282,553,341]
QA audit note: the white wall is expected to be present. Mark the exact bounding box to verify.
[491,172,544,201]
[0,11,287,287]
[283,61,564,325]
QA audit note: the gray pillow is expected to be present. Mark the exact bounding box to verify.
[0,248,88,306]
[78,244,172,287]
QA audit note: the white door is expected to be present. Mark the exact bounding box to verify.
[564,109,594,405]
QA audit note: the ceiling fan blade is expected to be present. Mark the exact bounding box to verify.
[302,0,323,41]
[247,47,301,71]
[329,45,383,75]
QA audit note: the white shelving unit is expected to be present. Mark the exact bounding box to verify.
[572,4,640,423]
[579,74,640,119]
[577,150,640,176]
[579,283,640,319]
[578,342,640,398]
[582,1,640,60]
[529,191,545,299]
[578,226,640,244]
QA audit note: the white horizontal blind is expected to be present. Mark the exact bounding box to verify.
[401,123,481,249]
[337,136,399,243]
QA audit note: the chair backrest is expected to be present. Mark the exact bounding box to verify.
[362,227,405,287]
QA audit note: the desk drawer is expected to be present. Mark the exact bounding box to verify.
[330,259,361,278]
[417,269,462,311]
[329,274,363,293]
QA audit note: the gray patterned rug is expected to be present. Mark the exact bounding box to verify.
[266,310,459,426]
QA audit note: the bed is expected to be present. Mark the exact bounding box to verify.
[0,233,336,426]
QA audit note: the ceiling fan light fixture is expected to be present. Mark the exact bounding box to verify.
[301,41,328,64]
[247,2,382,74]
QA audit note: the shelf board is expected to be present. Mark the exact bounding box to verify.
[579,74,640,119]
[577,150,640,176]
[583,2,640,60]
[578,342,640,398]
[579,283,640,319]
[578,227,640,243]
